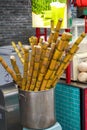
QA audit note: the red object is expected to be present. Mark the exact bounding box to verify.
[65,29,71,84]
[36,28,47,41]
[65,64,71,84]
[85,16,87,33]
[72,0,87,7]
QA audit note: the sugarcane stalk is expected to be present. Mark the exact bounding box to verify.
[26,46,36,90]
[0,56,17,82]
[29,45,42,91]
[29,36,38,48]
[52,58,74,87]
[51,20,54,32]
[38,37,43,46]
[69,32,86,54]
[45,61,61,90]
[52,48,79,86]
[51,32,86,88]
[63,32,86,63]
[40,32,72,90]
[47,18,62,44]
[53,18,63,43]
[22,46,30,90]
[18,41,25,55]
[39,42,49,68]
[10,55,22,88]
[46,35,85,88]
[45,33,72,89]
[34,47,52,91]
[47,31,55,44]
[11,41,24,64]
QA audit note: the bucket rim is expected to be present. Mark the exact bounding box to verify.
[19,87,55,94]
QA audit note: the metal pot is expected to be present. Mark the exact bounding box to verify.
[19,88,56,129]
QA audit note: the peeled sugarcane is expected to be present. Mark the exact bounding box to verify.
[18,41,25,55]
[10,55,22,88]
[11,41,24,64]
[34,47,52,91]
[0,56,17,82]
[51,32,86,87]
[47,18,62,44]
[29,46,42,91]
[22,46,30,90]
[40,32,72,90]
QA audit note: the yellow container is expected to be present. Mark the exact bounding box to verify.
[50,2,66,28]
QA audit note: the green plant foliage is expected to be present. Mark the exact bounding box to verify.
[32,0,53,14]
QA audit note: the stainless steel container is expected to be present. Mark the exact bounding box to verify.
[0,82,22,130]
[19,88,56,129]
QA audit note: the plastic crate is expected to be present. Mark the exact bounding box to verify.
[23,122,62,130]
[55,80,87,130]
[55,83,81,130]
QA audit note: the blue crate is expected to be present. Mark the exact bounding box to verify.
[55,83,81,130]
[23,122,62,130]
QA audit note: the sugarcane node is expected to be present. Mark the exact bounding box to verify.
[16,73,22,76]
[45,48,51,57]
[40,66,47,73]
[55,29,59,33]
[10,55,16,60]
[58,18,63,22]
[18,41,24,52]
[34,85,41,91]
[35,45,42,55]
[23,45,30,51]
[38,77,44,82]
[61,32,70,41]
[81,32,86,37]
[44,42,50,48]
[2,63,8,69]
[0,56,3,62]
[51,29,54,33]
[51,19,54,29]
[35,55,41,62]
[56,18,63,26]
[39,37,43,43]
[53,49,62,60]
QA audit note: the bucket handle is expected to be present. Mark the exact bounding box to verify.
[19,93,26,102]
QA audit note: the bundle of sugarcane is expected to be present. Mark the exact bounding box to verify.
[0,19,86,91]
[40,32,72,91]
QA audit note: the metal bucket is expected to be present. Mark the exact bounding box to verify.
[19,88,56,129]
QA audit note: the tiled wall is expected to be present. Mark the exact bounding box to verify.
[0,0,35,46]
[55,83,81,130]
